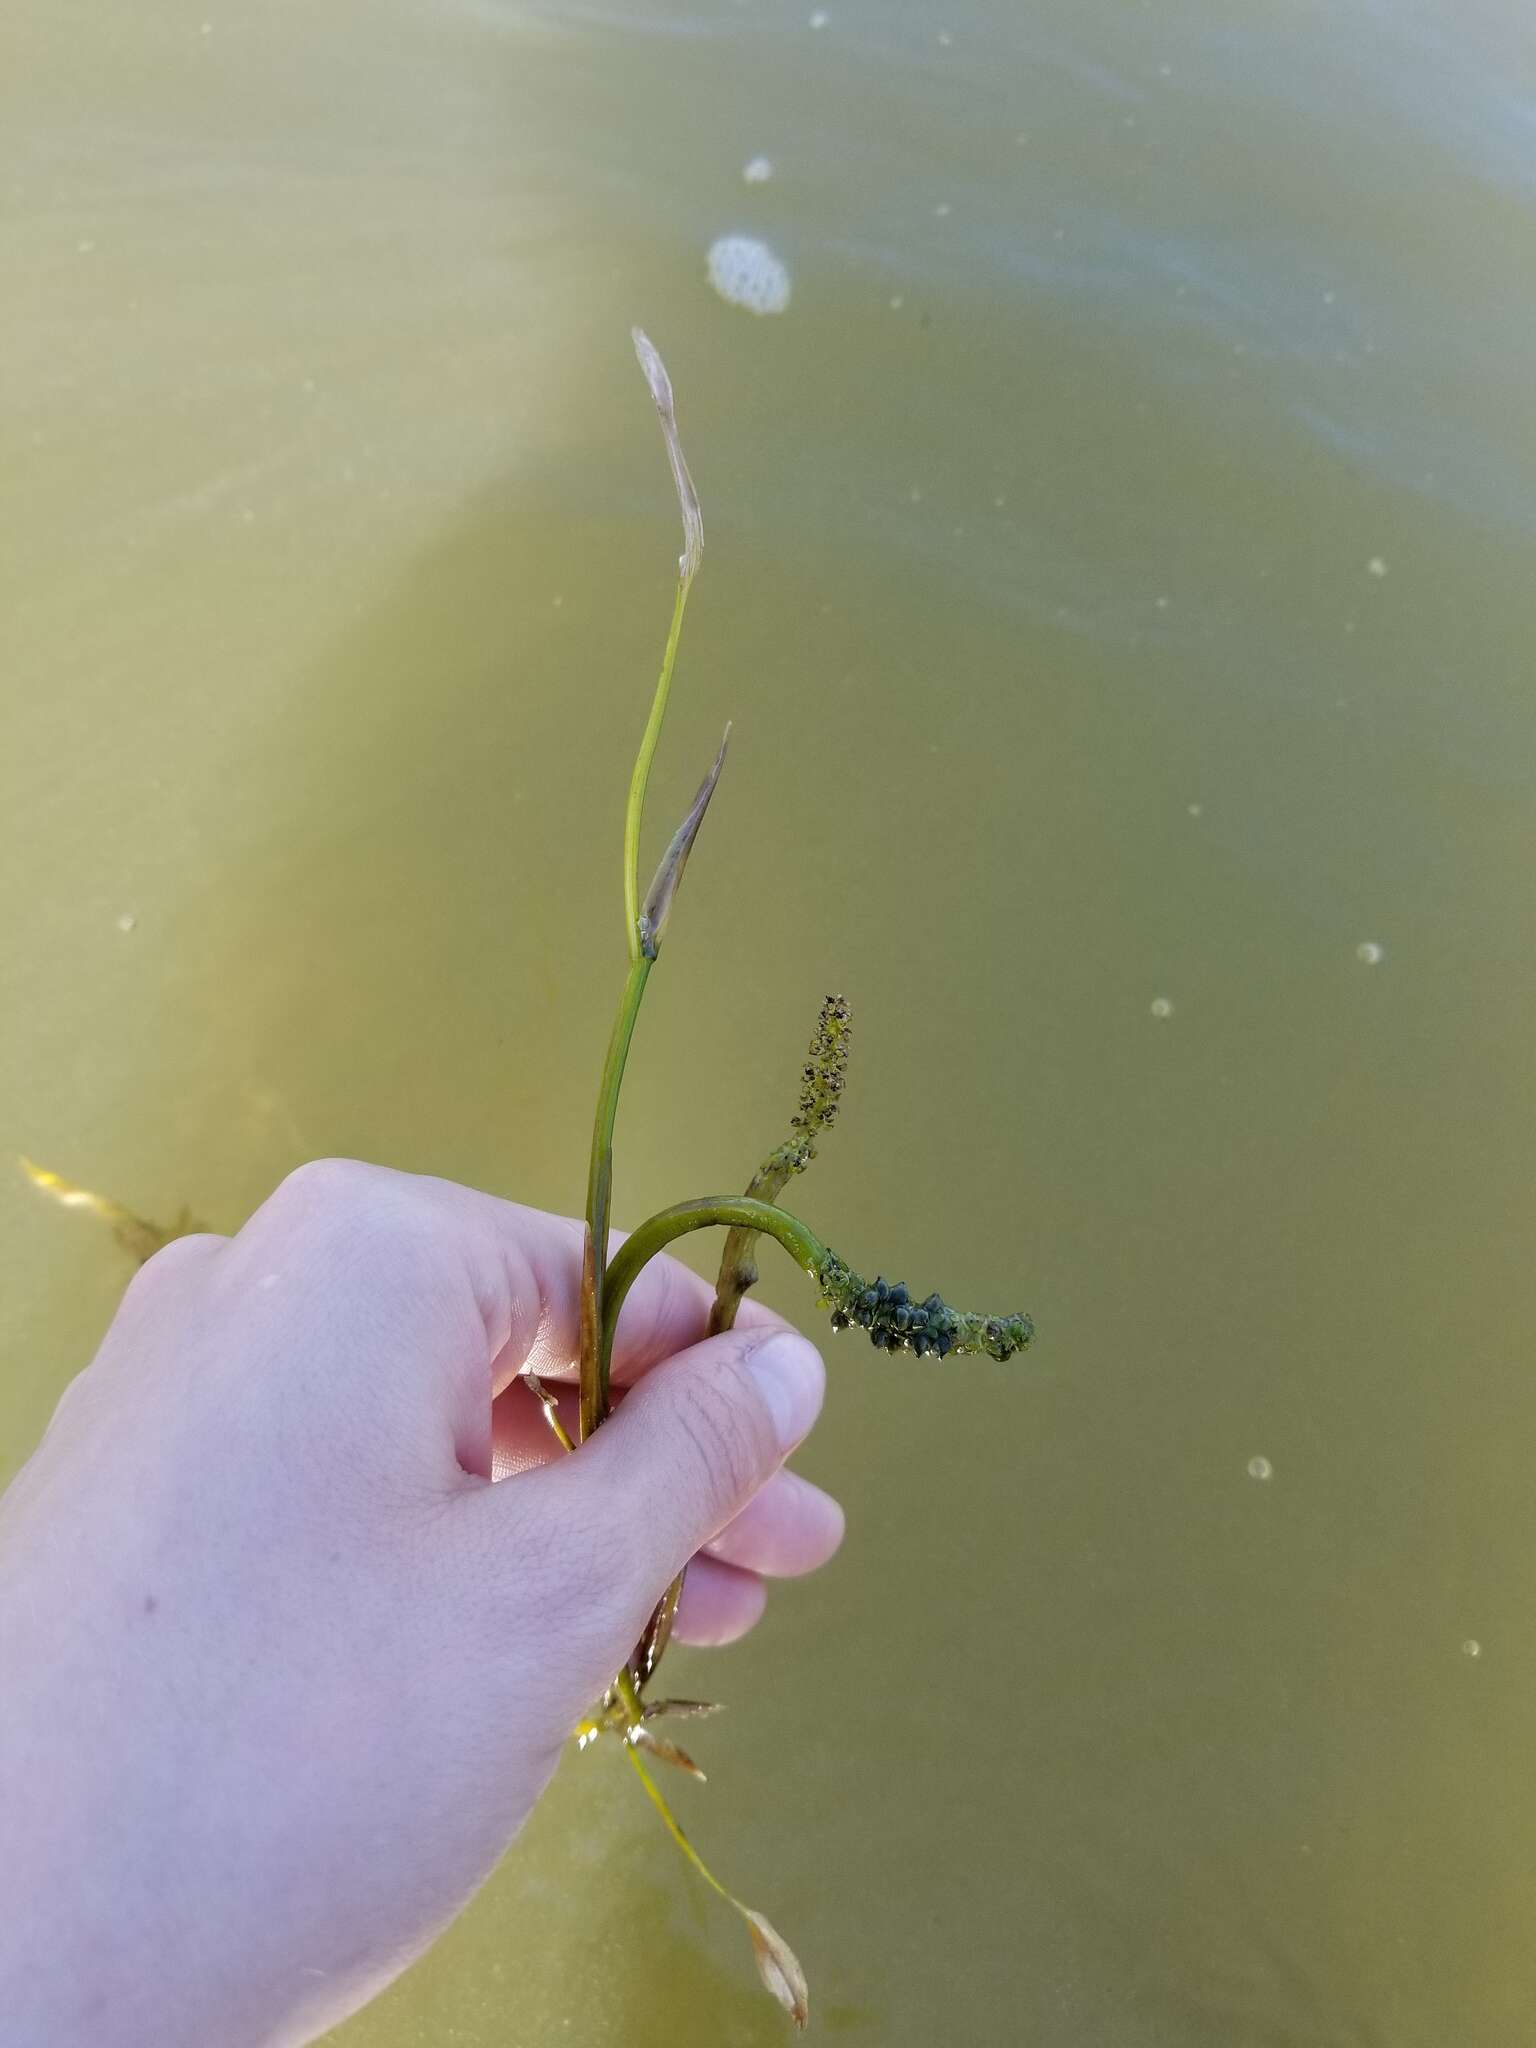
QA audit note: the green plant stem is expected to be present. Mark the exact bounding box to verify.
[602,1197,828,1366]
[613,1666,648,1726]
[622,1717,811,2029]
[583,558,695,1439]
[607,1195,830,1722]
[623,1739,737,1902]
[622,577,691,957]
[579,952,654,1439]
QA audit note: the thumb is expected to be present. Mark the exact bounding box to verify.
[464,1323,825,1713]
[566,1324,827,1583]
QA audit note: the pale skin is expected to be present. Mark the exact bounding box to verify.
[0,1160,844,2047]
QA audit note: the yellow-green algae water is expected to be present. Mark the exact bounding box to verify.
[6,2,1536,2042]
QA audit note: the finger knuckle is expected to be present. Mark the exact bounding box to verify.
[273,1156,386,1221]
[267,1158,450,1272]
[115,1230,221,1317]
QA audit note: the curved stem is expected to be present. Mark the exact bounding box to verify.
[602,1197,829,1363]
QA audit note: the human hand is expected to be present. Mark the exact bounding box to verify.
[0,1160,843,2047]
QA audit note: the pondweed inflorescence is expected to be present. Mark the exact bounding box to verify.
[707,993,1033,1362]
[709,992,851,1340]
[818,1258,1034,1362]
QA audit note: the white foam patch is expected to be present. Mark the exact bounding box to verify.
[707,234,791,315]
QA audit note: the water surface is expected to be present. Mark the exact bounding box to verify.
[6,3,1536,2042]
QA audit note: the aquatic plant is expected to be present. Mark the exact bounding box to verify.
[18,1158,202,1266]
[559,330,1034,2026]
[20,330,1035,2030]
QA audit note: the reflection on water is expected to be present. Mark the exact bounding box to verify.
[5,2,1536,2042]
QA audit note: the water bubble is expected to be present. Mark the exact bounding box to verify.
[706,235,791,316]
[115,912,137,934]
[1356,940,1384,965]
[1247,1455,1273,1481]
[741,155,774,184]
[1150,996,1173,1019]
[888,293,905,310]
[808,9,828,24]
[932,202,952,218]
[1367,556,1388,578]
[1187,802,1203,817]
[1462,1638,1482,1659]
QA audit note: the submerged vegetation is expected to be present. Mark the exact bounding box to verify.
[21,330,1034,2030]
[18,1157,201,1266]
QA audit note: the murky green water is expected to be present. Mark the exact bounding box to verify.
[7,2,1536,2041]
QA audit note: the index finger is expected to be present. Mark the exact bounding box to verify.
[218,1164,789,1408]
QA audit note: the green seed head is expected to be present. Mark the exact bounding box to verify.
[816,1253,1034,1363]
[790,994,851,1143]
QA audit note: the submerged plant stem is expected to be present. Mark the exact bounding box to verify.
[623,1737,731,1900]
[584,332,705,1437]
[604,1195,1034,1368]
[603,1198,829,1364]
[623,577,693,956]
[622,1732,809,2029]
[580,952,654,1440]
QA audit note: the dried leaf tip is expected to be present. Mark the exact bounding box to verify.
[631,327,704,586]
[638,724,730,959]
[746,1911,810,2030]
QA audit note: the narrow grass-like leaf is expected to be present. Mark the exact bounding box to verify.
[638,724,730,959]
